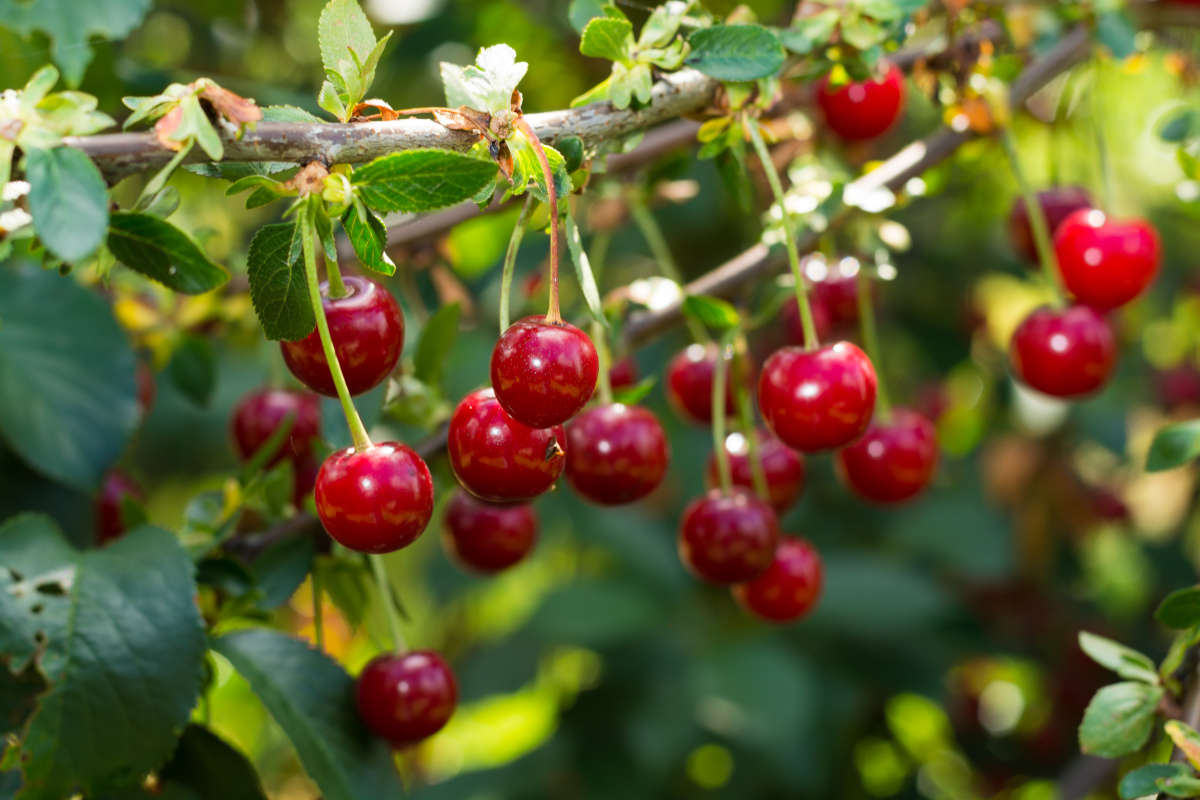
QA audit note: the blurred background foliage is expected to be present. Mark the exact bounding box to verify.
[3,1,1200,798]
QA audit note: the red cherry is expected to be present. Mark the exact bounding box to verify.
[816,63,905,141]
[705,431,806,513]
[666,343,753,424]
[231,388,322,466]
[136,360,156,415]
[608,357,638,393]
[678,490,779,584]
[1008,186,1093,264]
[356,650,457,747]
[757,342,877,453]
[808,256,862,326]
[835,408,939,503]
[782,295,834,346]
[1010,305,1116,398]
[732,537,823,623]
[94,469,144,544]
[565,404,669,505]
[490,316,598,429]
[1156,365,1200,411]
[1090,487,1130,521]
[314,442,433,553]
[447,388,566,503]
[281,276,404,397]
[1054,209,1161,310]
[443,491,538,573]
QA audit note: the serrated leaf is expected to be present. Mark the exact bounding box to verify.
[414,302,461,384]
[1167,721,1200,771]
[157,725,267,800]
[318,0,377,88]
[351,149,498,214]
[1120,764,1192,799]
[107,212,229,294]
[24,146,108,262]
[246,223,315,342]
[340,202,395,275]
[1078,682,1163,758]
[0,0,151,85]
[211,630,406,800]
[639,2,685,48]
[508,139,569,204]
[568,0,616,33]
[580,17,633,62]
[1157,587,1200,630]
[249,534,315,609]
[686,24,785,82]
[1078,632,1159,683]
[564,211,606,325]
[1147,419,1200,472]
[779,10,841,54]
[683,294,741,331]
[166,334,216,408]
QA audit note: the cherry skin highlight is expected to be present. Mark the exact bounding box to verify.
[816,63,906,141]
[281,275,404,397]
[666,343,752,424]
[1010,305,1116,398]
[314,442,434,553]
[678,490,780,584]
[443,491,538,573]
[565,403,669,505]
[1054,209,1161,311]
[1008,186,1093,264]
[757,342,877,453]
[490,316,598,429]
[732,537,823,623]
[356,650,457,747]
[447,388,566,503]
[835,408,939,503]
[706,430,806,513]
[94,469,144,545]
[810,256,863,326]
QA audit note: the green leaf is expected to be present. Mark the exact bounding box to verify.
[1159,773,1200,797]
[249,535,316,609]
[1078,682,1164,758]
[0,516,205,799]
[530,580,658,645]
[0,267,138,490]
[841,14,886,51]
[352,149,499,214]
[1157,587,1200,629]
[340,202,395,276]
[246,223,315,342]
[1120,764,1193,799]
[157,725,267,800]
[568,0,616,33]
[1161,108,1200,144]
[580,17,633,62]
[682,294,741,331]
[1097,10,1137,60]
[440,44,529,116]
[107,212,229,294]
[686,24,786,82]
[1147,420,1200,472]
[0,0,151,85]
[414,302,461,385]
[318,0,376,82]
[166,334,216,408]
[211,630,406,800]
[1167,720,1200,771]
[638,2,686,48]
[613,376,656,406]
[24,146,109,262]
[563,211,606,325]
[1078,632,1159,683]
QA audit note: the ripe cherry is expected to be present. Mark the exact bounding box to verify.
[565,404,669,505]
[231,388,322,466]
[666,343,752,424]
[136,360,156,415]
[314,442,433,553]
[447,388,566,503]
[443,491,538,573]
[732,537,823,623]
[705,431,806,513]
[678,490,779,584]
[816,63,905,141]
[281,276,404,397]
[1156,365,1200,411]
[1008,186,1093,264]
[94,469,144,544]
[808,255,863,326]
[356,650,457,747]
[608,357,638,393]
[1010,305,1116,398]
[1054,209,1160,310]
[490,316,598,429]
[783,295,834,347]
[758,342,877,453]
[835,408,939,503]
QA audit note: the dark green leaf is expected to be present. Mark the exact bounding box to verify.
[1159,773,1200,797]
[0,0,151,85]
[686,25,786,82]
[1160,108,1200,144]
[246,223,315,342]
[682,294,741,331]
[1078,632,1159,683]
[530,580,658,645]
[1147,420,1200,472]
[1158,587,1200,630]
[25,146,108,262]
[108,212,229,294]
[1078,682,1164,758]
[166,334,216,408]
[250,534,316,609]
[414,302,461,385]
[351,149,499,214]
[158,725,267,800]
[341,202,395,276]
[211,630,406,800]
[556,135,585,173]
[1119,764,1191,799]
[1097,11,1137,60]
[580,17,632,62]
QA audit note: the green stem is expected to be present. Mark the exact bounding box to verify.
[711,333,735,495]
[999,128,1063,305]
[733,333,769,502]
[744,116,819,350]
[500,195,535,333]
[369,554,407,654]
[311,563,325,652]
[628,190,709,344]
[593,318,613,405]
[325,254,347,299]
[857,267,891,421]
[300,199,372,451]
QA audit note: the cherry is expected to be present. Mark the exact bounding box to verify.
[816,63,905,141]
[809,256,863,326]
[136,360,156,415]
[447,388,566,503]
[1008,186,1093,264]
[1010,305,1116,398]
[1054,209,1160,311]
[356,650,457,747]
[490,316,598,429]
[281,276,404,397]
[94,469,144,544]
[1156,365,1200,411]
[732,537,823,623]
[666,343,751,424]
[565,403,669,505]
[443,491,538,573]
[705,431,805,513]
[231,388,322,466]
[835,408,939,503]
[1090,487,1130,522]
[783,295,834,346]
[677,490,779,584]
[757,342,877,453]
[314,442,433,553]
[608,357,638,393]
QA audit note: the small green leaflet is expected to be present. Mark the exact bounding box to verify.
[0,0,151,85]
[1157,586,1200,630]
[246,222,315,341]
[107,212,229,294]
[682,294,741,331]
[1078,681,1164,758]
[1147,419,1200,472]
[317,0,391,121]
[580,17,633,63]
[1119,764,1194,800]
[341,201,395,275]
[1077,632,1159,684]
[24,146,109,262]
[686,25,786,82]
[351,149,499,214]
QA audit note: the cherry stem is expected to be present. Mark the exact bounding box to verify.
[514,117,562,325]
[325,255,348,299]
[368,554,408,654]
[744,116,820,350]
[999,127,1063,305]
[733,332,769,502]
[500,195,535,333]
[711,331,736,495]
[299,199,372,452]
[311,563,325,652]
[857,266,892,422]
[593,319,614,405]
[628,189,709,344]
